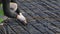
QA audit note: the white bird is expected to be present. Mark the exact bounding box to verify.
[17,13,27,25]
[8,3,27,25]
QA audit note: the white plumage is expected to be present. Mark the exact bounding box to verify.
[10,3,27,25]
[10,3,18,12]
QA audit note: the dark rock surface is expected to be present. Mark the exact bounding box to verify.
[0,0,60,34]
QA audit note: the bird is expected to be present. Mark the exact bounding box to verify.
[10,2,18,12]
[3,2,27,25]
